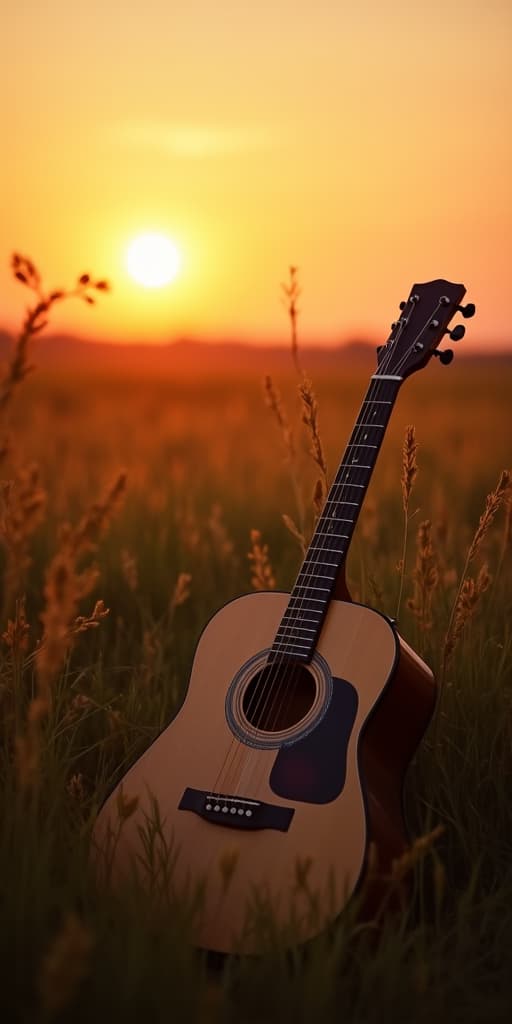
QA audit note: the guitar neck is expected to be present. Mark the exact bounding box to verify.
[271,374,402,663]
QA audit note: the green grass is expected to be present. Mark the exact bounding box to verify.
[1,359,511,1022]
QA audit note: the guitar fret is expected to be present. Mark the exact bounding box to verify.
[309,547,345,558]
[324,498,356,507]
[326,498,358,506]
[309,548,345,559]
[362,399,391,405]
[321,516,353,523]
[339,464,372,470]
[332,482,364,489]
[302,560,338,568]
[273,640,311,651]
[280,614,319,622]
[346,443,378,449]
[354,422,384,428]
[293,583,330,592]
[276,625,317,635]
[315,531,349,539]
[297,572,334,581]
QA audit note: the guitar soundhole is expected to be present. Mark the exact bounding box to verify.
[242,663,316,733]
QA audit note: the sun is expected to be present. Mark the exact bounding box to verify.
[126,233,181,288]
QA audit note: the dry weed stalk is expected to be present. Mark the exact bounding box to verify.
[401,425,418,509]
[503,490,512,551]
[264,374,305,535]
[407,519,439,632]
[495,487,512,585]
[248,529,276,590]
[2,597,30,656]
[63,693,95,726]
[442,564,492,667]
[140,628,160,687]
[281,513,307,555]
[15,477,125,791]
[16,599,110,792]
[442,469,510,676]
[1,253,109,419]
[116,784,139,821]
[70,472,127,558]
[177,500,202,554]
[68,599,109,638]
[66,772,87,805]
[37,912,93,1017]
[390,824,445,884]
[120,547,138,592]
[299,374,328,521]
[15,696,48,790]
[267,267,330,538]
[131,574,191,686]
[368,573,384,604]
[0,463,47,615]
[281,265,302,375]
[170,572,192,610]
[396,425,418,620]
[37,473,126,699]
[264,375,296,463]
[208,502,237,566]
[466,469,511,566]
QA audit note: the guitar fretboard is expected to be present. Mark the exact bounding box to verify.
[270,376,402,662]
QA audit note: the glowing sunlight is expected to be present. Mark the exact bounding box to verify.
[126,233,182,289]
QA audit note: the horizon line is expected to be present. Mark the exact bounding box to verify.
[0,325,510,355]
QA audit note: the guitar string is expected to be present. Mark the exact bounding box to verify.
[212,297,440,799]
[242,298,444,765]
[211,324,408,798]
[212,306,418,799]
[229,332,411,796]
[227,375,401,797]
[230,298,440,799]
[236,297,445,800]
[216,303,429,800]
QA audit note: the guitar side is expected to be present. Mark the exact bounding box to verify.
[92,591,435,954]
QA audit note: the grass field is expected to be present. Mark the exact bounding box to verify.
[1,302,511,1021]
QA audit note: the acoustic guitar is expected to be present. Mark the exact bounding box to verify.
[93,279,474,953]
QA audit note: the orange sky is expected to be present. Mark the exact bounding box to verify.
[2,1,511,349]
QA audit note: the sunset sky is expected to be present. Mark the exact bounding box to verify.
[2,0,511,349]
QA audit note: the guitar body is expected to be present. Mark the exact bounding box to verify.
[93,590,436,954]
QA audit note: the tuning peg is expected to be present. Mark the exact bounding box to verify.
[433,349,454,365]
[457,302,476,318]
[447,324,465,341]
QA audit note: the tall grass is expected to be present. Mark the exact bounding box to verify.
[0,258,511,1021]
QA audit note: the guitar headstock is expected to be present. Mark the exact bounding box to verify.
[375,279,475,379]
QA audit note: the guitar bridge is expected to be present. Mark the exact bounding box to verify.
[178,787,294,832]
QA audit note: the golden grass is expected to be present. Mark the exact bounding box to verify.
[396,424,418,620]
[1,255,511,1019]
[406,519,439,632]
[442,469,511,675]
[37,911,93,1017]
[299,374,329,520]
[248,528,276,591]
[280,265,302,376]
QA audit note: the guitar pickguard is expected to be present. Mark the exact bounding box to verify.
[269,677,359,804]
